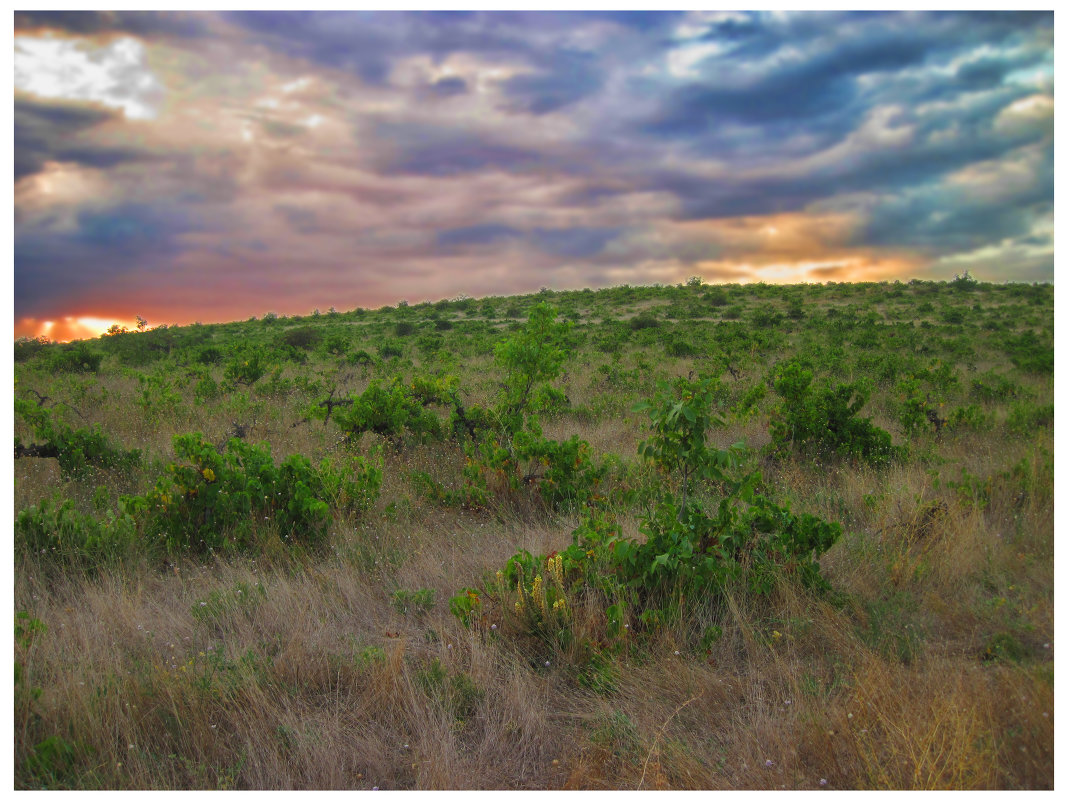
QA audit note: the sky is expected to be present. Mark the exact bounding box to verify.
[12,9,1055,341]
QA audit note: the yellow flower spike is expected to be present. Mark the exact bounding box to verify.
[532,575,547,614]
[202,468,216,482]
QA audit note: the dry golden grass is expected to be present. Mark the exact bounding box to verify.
[13,290,1053,790]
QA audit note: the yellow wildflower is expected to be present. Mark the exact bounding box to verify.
[202,468,216,482]
[532,575,546,614]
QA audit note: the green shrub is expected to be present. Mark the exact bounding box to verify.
[1002,330,1053,374]
[1005,402,1054,435]
[124,432,381,556]
[193,373,221,404]
[14,336,50,363]
[14,399,141,479]
[280,325,322,350]
[137,372,183,423]
[224,346,269,386]
[629,312,660,330]
[947,404,990,431]
[332,378,444,446]
[454,377,842,654]
[751,304,784,328]
[769,360,897,465]
[16,497,138,569]
[196,345,224,365]
[970,371,1022,402]
[43,343,103,374]
[379,343,404,360]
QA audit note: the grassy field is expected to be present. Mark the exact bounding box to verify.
[13,277,1053,789]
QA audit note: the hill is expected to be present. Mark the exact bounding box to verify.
[13,278,1053,789]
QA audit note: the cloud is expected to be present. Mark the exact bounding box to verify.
[13,96,151,181]
[428,75,469,97]
[437,224,522,248]
[366,121,547,176]
[530,227,619,259]
[501,50,604,114]
[13,10,209,39]
[15,34,165,119]
[12,10,1054,336]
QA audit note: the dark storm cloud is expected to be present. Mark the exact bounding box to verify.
[645,33,931,134]
[436,225,619,259]
[221,9,646,101]
[857,149,1053,255]
[501,50,605,114]
[14,97,149,181]
[15,202,201,317]
[368,122,547,177]
[14,10,209,39]
[639,11,1051,148]
[427,76,469,98]
[530,227,620,259]
[437,224,522,248]
[12,10,1055,335]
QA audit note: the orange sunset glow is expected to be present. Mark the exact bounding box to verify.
[14,317,144,343]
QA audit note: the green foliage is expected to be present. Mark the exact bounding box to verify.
[125,432,381,555]
[333,378,445,446]
[224,345,269,386]
[983,632,1027,663]
[14,336,51,363]
[731,382,766,421]
[193,373,222,404]
[418,303,604,512]
[751,304,784,328]
[456,378,843,657]
[20,735,80,789]
[634,376,737,513]
[137,372,184,423]
[947,403,990,431]
[629,312,661,330]
[15,399,141,479]
[950,270,979,292]
[15,611,47,649]
[196,345,224,365]
[897,377,932,437]
[769,360,896,465]
[416,658,484,723]
[495,302,571,426]
[1005,402,1053,435]
[43,343,103,374]
[280,325,322,350]
[391,588,436,615]
[378,342,404,360]
[15,497,138,569]
[970,371,1023,403]
[1001,330,1053,374]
